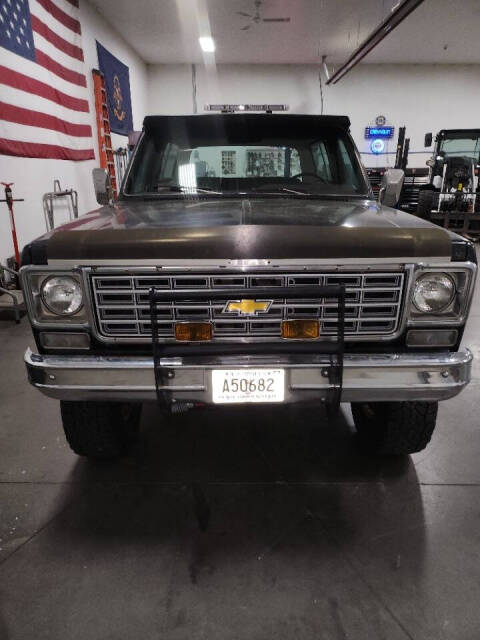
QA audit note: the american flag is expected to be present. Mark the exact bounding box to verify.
[0,0,95,160]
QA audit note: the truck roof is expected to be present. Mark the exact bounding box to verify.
[143,113,351,133]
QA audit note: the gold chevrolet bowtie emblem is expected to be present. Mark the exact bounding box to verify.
[225,299,272,315]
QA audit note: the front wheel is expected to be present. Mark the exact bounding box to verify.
[60,401,142,459]
[416,189,434,220]
[351,401,438,455]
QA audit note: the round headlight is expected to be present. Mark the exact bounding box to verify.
[413,272,455,313]
[40,276,83,316]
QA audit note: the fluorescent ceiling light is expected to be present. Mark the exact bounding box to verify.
[199,37,215,52]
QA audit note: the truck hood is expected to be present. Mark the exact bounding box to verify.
[44,197,452,262]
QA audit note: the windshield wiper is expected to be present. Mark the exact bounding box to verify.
[247,190,368,200]
[152,185,223,195]
[250,185,309,196]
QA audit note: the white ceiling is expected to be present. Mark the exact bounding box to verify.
[88,0,480,66]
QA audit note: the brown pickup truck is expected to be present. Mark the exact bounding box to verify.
[21,114,476,458]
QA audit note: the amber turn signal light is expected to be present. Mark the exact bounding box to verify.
[175,322,212,341]
[281,319,319,340]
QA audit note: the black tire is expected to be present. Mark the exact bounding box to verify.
[60,401,142,459]
[351,401,438,455]
[416,189,434,219]
[475,193,480,213]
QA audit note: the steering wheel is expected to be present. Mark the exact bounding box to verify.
[291,172,327,183]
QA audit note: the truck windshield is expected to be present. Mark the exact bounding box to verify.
[124,115,369,199]
[439,136,480,161]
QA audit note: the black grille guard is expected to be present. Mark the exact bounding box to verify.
[149,284,346,414]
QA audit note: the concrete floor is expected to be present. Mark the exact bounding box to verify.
[1,285,480,640]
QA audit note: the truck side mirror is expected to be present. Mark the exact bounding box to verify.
[378,168,404,208]
[424,133,433,147]
[92,168,112,205]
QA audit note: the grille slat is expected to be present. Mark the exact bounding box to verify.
[91,271,405,340]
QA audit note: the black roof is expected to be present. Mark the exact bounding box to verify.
[143,113,351,134]
[438,129,480,139]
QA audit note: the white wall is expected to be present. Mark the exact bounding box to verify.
[4,36,480,266]
[0,0,148,264]
[147,62,480,169]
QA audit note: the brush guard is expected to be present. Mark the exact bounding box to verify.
[149,284,346,414]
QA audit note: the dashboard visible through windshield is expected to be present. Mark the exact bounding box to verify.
[124,114,369,199]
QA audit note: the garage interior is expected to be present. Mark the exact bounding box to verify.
[1,1,480,638]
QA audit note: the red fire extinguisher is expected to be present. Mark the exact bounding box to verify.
[1,182,24,268]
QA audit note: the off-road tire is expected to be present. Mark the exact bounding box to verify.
[60,401,142,459]
[416,189,434,220]
[474,192,480,213]
[351,401,438,455]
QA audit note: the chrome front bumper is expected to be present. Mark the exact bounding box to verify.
[25,348,473,404]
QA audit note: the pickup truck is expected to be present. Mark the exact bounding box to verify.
[21,114,476,459]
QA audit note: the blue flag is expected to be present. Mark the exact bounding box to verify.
[96,41,133,136]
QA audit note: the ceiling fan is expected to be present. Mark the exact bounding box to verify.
[237,1,291,30]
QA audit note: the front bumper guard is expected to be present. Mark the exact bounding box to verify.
[149,283,346,413]
[25,348,473,404]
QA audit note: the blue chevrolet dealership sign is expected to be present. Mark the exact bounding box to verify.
[364,126,395,139]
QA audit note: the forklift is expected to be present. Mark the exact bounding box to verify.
[417,129,480,238]
[366,126,409,203]
[367,126,429,212]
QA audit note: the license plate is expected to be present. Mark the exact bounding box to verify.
[211,369,285,404]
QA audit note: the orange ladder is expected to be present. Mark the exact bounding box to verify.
[92,69,117,198]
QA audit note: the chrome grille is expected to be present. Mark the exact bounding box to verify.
[90,271,405,340]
